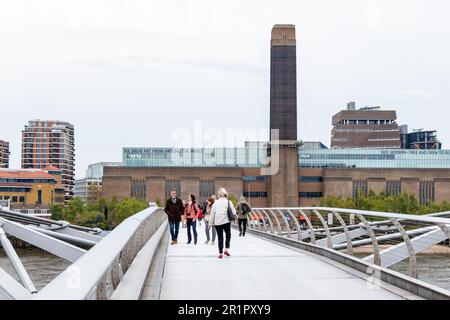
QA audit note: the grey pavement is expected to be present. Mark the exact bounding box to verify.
[143,222,407,300]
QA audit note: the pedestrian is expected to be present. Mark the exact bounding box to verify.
[184,194,200,244]
[204,197,217,245]
[236,196,251,237]
[209,188,236,259]
[164,190,184,245]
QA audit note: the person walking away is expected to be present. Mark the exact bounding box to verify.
[164,190,184,245]
[184,194,200,244]
[236,196,251,237]
[204,197,217,244]
[209,188,236,259]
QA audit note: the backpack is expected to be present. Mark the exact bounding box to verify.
[240,203,251,214]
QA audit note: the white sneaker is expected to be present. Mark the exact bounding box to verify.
[211,241,215,245]
[205,240,209,244]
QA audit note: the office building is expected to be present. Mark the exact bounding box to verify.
[0,139,10,168]
[21,120,75,201]
[400,125,442,150]
[74,162,121,202]
[331,103,401,149]
[74,178,102,203]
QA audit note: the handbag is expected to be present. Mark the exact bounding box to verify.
[227,200,236,222]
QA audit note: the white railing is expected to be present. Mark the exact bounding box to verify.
[34,207,166,300]
[243,207,450,299]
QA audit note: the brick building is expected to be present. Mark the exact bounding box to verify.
[22,120,75,201]
[331,103,401,149]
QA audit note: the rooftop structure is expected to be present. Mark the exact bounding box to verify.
[331,102,401,149]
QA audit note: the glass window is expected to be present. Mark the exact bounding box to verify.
[243,192,267,198]
[299,192,323,198]
[299,176,323,183]
[299,148,450,169]
[243,176,268,182]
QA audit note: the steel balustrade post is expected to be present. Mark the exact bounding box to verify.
[255,209,268,232]
[391,219,418,279]
[261,209,275,234]
[312,209,333,248]
[268,209,283,236]
[0,225,37,294]
[111,256,123,289]
[356,214,381,266]
[248,211,259,231]
[333,211,353,255]
[299,209,316,244]
[255,210,265,231]
[96,272,108,300]
[277,209,292,239]
[244,211,253,230]
[287,210,303,241]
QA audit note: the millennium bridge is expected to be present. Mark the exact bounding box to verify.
[0,206,449,300]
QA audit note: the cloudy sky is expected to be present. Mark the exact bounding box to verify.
[1,0,449,178]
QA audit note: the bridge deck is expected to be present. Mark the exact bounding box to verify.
[142,223,413,300]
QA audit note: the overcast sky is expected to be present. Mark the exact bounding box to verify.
[1,0,449,178]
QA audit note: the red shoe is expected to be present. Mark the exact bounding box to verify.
[224,250,230,257]
[218,254,224,259]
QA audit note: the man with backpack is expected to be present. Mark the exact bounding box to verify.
[236,196,252,237]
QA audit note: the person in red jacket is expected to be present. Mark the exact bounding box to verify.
[184,194,200,244]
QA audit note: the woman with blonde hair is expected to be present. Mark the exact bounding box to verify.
[209,188,236,259]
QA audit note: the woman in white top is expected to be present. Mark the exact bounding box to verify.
[209,188,237,259]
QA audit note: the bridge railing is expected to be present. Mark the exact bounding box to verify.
[32,207,167,300]
[243,207,450,284]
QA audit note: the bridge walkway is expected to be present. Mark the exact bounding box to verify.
[141,223,418,300]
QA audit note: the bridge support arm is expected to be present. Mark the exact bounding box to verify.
[267,209,283,236]
[357,214,381,266]
[277,209,292,239]
[261,209,275,234]
[299,210,316,244]
[437,223,450,246]
[312,209,333,248]
[0,225,37,294]
[391,219,418,279]
[333,212,354,256]
[287,210,303,242]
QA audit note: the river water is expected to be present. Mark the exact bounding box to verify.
[0,248,70,291]
[0,249,449,294]
[390,254,450,290]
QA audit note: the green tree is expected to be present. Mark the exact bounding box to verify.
[320,191,446,215]
[64,197,85,222]
[50,203,64,221]
[112,197,148,225]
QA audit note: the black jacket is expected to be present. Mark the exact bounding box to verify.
[164,197,184,222]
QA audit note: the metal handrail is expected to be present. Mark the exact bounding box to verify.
[250,207,450,283]
[34,207,166,300]
[253,207,450,225]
